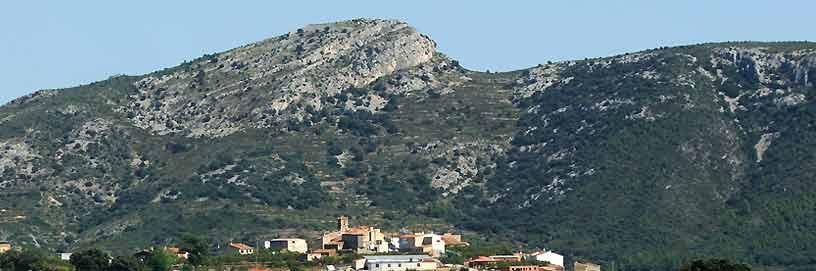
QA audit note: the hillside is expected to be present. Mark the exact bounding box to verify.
[1,18,815,270]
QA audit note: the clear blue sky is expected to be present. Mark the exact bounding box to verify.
[1,0,813,104]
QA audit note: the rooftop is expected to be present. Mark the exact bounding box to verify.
[229,243,254,250]
[467,256,498,263]
[530,250,561,256]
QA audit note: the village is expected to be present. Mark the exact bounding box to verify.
[0,216,602,271]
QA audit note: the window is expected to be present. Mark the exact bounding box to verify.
[376,264,380,268]
[417,263,421,267]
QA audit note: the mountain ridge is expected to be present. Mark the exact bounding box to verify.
[2,18,816,270]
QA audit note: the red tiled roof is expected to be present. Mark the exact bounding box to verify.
[343,227,368,235]
[230,243,253,250]
[468,256,498,263]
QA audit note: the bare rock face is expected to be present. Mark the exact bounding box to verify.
[709,47,816,111]
[125,19,437,137]
[53,118,113,166]
[0,138,40,188]
[513,63,564,101]
[711,47,816,88]
[383,55,467,97]
[428,142,505,197]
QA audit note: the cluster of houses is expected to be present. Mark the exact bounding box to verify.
[0,216,601,271]
[317,216,465,258]
[463,253,599,271]
[213,216,467,264]
[211,216,598,271]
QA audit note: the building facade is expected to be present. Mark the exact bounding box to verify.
[307,249,338,262]
[465,255,523,268]
[525,250,564,267]
[265,238,308,254]
[165,247,190,260]
[508,265,564,271]
[224,242,254,255]
[322,216,388,254]
[397,232,446,257]
[58,253,72,261]
[362,255,438,271]
[441,233,467,247]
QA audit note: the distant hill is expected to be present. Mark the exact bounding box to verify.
[1,18,815,270]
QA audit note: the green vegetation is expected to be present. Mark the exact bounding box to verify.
[681,259,751,271]
[147,250,177,271]
[450,43,816,270]
[1,246,326,271]
[441,242,513,265]
[0,247,74,271]
[70,249,112,271]
[178,234,209,266]
[202,250,317,270]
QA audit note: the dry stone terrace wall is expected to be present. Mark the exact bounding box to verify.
[125,19,436,138]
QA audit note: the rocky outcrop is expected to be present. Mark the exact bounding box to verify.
[711,47,816,87]
[513,63,564,100]
[125,19,437,137]
[0,138,40,188]
[754,132,780,163]
[418,141,506,196]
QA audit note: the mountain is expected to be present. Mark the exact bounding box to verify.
[1,18,815,270]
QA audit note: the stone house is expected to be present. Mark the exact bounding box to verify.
[396,232,446,257]
[322,216,388,253]
[264,238,308,254]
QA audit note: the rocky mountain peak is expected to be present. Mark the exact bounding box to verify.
[125,18,437,137]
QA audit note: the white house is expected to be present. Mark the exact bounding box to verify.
[420,233,445,257]
[264,238,308,254]
[388,237,400,251]
[525,250,564,267]
[397,232,446,257]
[362,255,439,271]
[224,243,254,255]
[58,253,72,261]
